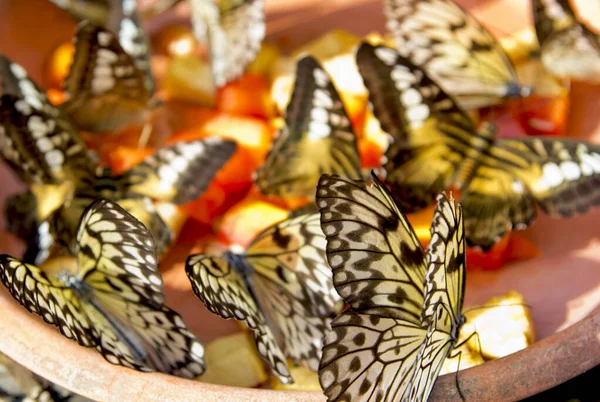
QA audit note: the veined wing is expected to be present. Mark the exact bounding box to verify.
[356,43,489,211]
[185,254,292,383]
[244,209,343,371]
[384,0,528,109]
[47,0,110,25]
[316,172,426,322]
[124,138,236,204]
[319,310,427,402]
[254,56,361,198]
[0,55,92,184]
[61,21,150,133]
[462,137,600,248]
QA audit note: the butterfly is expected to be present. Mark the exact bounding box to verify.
[22,137,236,262]
[532,0,600,83]
[0,198,206,377]
[0,54,94,186]
[356,42,600,249]
[61,19,156,134]
[185,206,342,383]
[383,0,531,109]
[317,173,466,402]
[47,0,110,26]
[188,0,265,86]
[254,56,362,198]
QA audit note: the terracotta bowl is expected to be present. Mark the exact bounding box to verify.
[0,0,599,401]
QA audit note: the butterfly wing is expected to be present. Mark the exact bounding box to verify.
[317,173,437,402]
[106,0,156,94]
[461,137,600,248]
[316,172,426,322]
[123,138,236,204]
[76,198,205,376]
[47,0,110,25]
[244,209,342,371]
[532,0,577,46]
[384,0,527,109]
[254,56,361,197]
[356,43,483,211]
[0,55,92,185]
[61,21,150,133]
[185,255,292,383]
[189,0,265,86]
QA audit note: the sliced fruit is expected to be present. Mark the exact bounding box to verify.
[271,364,321,391]
[217,73,274,119]
[45,42,74,89]
[164,55,216,106]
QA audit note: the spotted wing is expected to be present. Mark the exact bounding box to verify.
[189,0,264,86]
[244,209,342,371]
[356,43,483,211]
[317,172,426,322]
[0,55,91,184]
[185,255,292,383]
[48,0,110,25]
[106,0,156,94]
[61,21,150,133]
[254,56,361,198]
[123,138,236,204]
[462,137,600,248]
[384,0,527,109]
[532,0,577,46]
[76,198,205,377]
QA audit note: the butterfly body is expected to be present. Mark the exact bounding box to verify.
[357,42,600,249]
[317,174,466,402]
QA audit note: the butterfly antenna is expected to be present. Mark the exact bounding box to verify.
[462,302,532,314]
[138,121,153,150]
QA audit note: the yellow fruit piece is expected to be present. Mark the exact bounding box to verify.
[291,29,360,60]
[31,181,74,222]
[40,256,78,277]
[155,202,187,239]
[46,42,74,89]
[271,364,321,391]
[247,43,281,79]
[439,342,485,376]
[462,290,535,360]
[362,109,389,150]
[164,55,216,106]
[199,333,268,387]
[499,27,538,65]
[271,74,294,113]
[516,59,569,98]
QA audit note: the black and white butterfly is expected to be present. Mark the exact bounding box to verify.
[317,173,466,402]
[383,0,531,109]
[532,0,600,83]
[0,199,206,377]
[185,207,342,383]
[254,56,361,198]
[356,42,600,249]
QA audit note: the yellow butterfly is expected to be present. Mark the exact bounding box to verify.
[185,207,342,383]
[532,0,600,83]
[254,56,362,198]
[317,174,466,402]
[356,42,600,249]
[0,199,206,377]
[384,0,531,109]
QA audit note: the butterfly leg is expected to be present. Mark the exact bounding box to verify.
[448,330,482,402]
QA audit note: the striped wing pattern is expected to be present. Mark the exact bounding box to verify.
[61,21,150,133]
[316,178,466,402]
[0,55,91,184]
[185,255,293,383]
[255,56,361,198]
[125,138,236,204]
[186,208,342,382]
[384,0,527,109]
[0,199,205,377]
